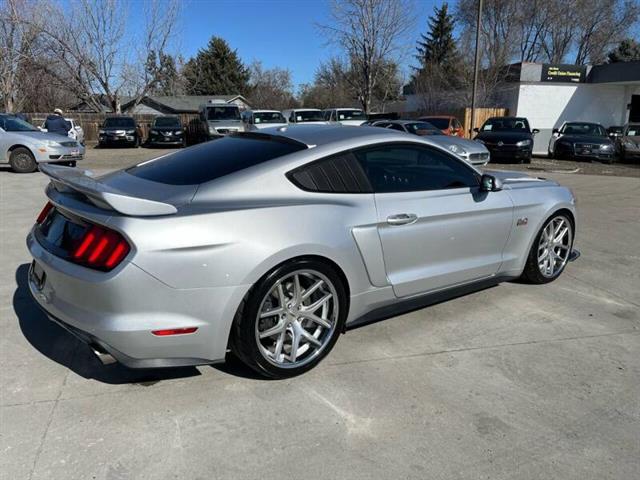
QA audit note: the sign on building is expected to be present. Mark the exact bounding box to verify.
[541,64,586,83]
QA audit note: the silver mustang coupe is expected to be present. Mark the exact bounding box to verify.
[27,125,578,378]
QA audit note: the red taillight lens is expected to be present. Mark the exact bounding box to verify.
[71,224,130,271]
[36,202,54,224]
[152,327,198,336]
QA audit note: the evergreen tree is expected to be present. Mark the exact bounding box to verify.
[415,3,458,71]
[607,39,640,63]
[183,37,250,95]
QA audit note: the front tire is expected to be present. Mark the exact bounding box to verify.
[9,147,37,173]
[520,213,574,284]
[231,259,347,379]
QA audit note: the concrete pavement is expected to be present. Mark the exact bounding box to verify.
[1,169,638,480]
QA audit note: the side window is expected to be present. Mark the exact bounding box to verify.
[354,144,479,193]
[287,152,372,194]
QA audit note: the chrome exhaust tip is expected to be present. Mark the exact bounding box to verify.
[90,343,116,365]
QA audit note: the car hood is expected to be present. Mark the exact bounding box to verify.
[484,169,559,188]
[9,130,74,142]
[429,135,487,153]
[101,126,136,131]
[475,131,532,143]
[558,134,611,145]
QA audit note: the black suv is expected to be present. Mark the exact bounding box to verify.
[147,116,186,147]
[98,116,142,148]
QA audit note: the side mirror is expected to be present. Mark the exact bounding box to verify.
[480,174,503,192]
[473,127,479,133]
[532,128,540,134]
[552,128,559,134]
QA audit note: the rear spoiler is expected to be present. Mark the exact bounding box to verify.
[39,164,177,216]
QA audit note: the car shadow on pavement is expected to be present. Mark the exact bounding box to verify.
[13,263,202,385]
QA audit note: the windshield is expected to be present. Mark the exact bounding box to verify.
[336,109,366,121]
[561,123,606,136]
[154,117,180,127]
[104,117,135,128]
[294,110,324,122]
[0,115,38,132]
[253,112,285,124]
[406,122,444,136]
[626,125,640,136]
[481,118,530,133]
[206,106,240,121]
[422,118,450,130]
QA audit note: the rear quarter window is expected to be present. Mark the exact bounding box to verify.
[127,134,306,185]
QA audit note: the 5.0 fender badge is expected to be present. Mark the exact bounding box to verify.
[517,217,528,226]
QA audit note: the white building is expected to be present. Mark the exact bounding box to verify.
[496,62,640,155]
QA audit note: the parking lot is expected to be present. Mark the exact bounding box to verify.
[1,149,639,480]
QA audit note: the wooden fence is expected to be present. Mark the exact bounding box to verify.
[27,112,203,144]
[405,107,509,138]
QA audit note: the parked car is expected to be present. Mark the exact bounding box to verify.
[98,116,142,148]
[548,122,615,163]
[28,125,578,378]
[607,125,624,141]
[474,117,538,164]
[0,113,84,173]
[419,116,464,137]
[199,101,244,139]
[147,116,186,147]
[617,124,640,162]
[371,119,490,166]
[282,109,327,125]
[242,110,287,130]
[39,117,85,145]
[323,108,367,126]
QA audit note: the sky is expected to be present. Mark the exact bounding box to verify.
[175,0,444,90]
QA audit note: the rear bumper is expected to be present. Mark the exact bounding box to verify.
[27,230,248,368]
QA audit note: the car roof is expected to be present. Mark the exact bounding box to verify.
[564,121,602,126]
[259,124,399,147]
[250,109,281,113]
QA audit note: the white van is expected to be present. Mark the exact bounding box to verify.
[323,108,367,126]
[282,109,327,125]
[242,110,287,130]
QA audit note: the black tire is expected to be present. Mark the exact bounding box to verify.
[520,213,574,284]
[231,258,347,379]
[9,147,37,173]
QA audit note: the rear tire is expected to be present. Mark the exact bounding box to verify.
[231,259,347,379]
[9,147,37,173]
[520,213,574,284]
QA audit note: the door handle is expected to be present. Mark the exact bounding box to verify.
[387,213,418,226]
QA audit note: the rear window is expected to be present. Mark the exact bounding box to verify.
[423,118,450,130]
[127,134,306,185]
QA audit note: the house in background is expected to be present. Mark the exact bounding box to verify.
[69,95,251,114]
[122,95,252,114]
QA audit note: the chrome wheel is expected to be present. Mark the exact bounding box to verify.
[255,269,339,368]
[537,215,572,278]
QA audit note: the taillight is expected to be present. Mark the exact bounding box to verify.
[36,202,54,224]
[71,224,130,271]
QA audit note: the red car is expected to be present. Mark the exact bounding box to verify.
[419,116,464,137]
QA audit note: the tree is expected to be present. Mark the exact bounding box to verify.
[415,3,458,71]
[247,61,297,110]
[0,0,46,112]
[183,37,250,96]
[15,0,180,113]
[319,0,415,113]
[151,53,185,96]
[608,38,640,63]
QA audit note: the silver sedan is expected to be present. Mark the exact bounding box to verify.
[27,125,578,378]
[371,119,490,166]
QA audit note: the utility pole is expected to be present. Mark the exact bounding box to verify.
[470,0,483,136]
